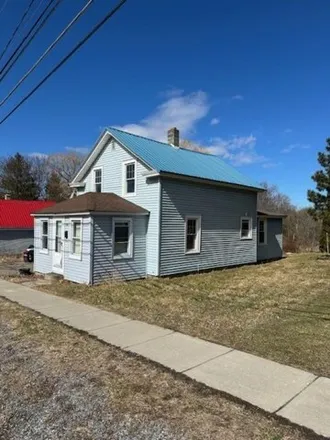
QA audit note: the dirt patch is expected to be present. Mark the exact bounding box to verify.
[0,299,317,440]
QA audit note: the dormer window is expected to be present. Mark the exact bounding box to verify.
[123,161,136,195]
[93,168,102,192]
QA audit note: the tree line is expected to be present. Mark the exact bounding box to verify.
[0,152,85,202]
[1,136,329,253]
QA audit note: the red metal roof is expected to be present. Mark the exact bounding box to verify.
[0,200,56,229]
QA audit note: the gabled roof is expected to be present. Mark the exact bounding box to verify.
[0,200,55,229]
[73,127,263,191]
[34,192,149,216]
[257,210,287,218]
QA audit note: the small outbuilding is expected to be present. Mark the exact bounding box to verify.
[0,199,55,254]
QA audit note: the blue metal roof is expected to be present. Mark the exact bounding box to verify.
[108,127,263,190]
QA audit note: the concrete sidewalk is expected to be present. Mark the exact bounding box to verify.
[0,278,329,438]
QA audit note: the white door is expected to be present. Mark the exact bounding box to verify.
[52,219,64,274]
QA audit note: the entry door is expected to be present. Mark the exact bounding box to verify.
[53,219,64,274]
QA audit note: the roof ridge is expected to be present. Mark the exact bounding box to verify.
[108,126,217,157]
[107,126,172,148]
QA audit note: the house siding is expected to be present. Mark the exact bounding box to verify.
[92,215,147,283]
[63,216,91,284]
[0,229,34,254]
[34,216,91,284]
[81,139,160,276]
[257,218,283,261]
[160,179,258,276]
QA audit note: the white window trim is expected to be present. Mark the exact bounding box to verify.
[69,218,83,260]
[184,215,201,255]
[240,216,253,240]
[122,160,137,196]
[112,217,133,260]
[258,217,268,245]
[93,166,103,193]
[40,219,49,254]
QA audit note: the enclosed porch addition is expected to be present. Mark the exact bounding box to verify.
[257,210,286,261]
[33,192,149,284]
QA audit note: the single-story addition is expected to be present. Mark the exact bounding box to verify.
[0,199,55,255]
[33,126,286,284]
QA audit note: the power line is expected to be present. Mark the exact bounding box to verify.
[0,0,94,107]
[0,0,37,63]
[0,0,10,19]
[0,0,62,83]
[0,0,128,126]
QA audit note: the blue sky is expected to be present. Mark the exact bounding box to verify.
[0,0,329,206]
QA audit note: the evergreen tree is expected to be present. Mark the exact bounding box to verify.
[307,138,330,252]
[0,153,38,200]
[45,171,66,202]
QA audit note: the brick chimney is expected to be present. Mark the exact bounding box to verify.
[167,127,179,147]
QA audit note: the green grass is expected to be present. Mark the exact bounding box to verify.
[41,253,330,377]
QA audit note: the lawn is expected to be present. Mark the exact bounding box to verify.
[40,253,330,377]
[0,299,320,440]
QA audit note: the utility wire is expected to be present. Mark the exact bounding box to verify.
[0,0,62,83]
[0,0,37,63]
[15,0,46,39]
[0,0,10,19]
[0,0,128,126]
[0,0,94,107]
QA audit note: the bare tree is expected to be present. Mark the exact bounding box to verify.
[47,153,85,199]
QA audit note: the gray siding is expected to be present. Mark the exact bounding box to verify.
[257,218,283,261]
[92,215,147,283]
[81,140,160,275]
[0,229,34,254]
[63,216,91,284]
[160,179,258,276]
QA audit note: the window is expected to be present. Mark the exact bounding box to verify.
[71,220,82,256]
[41,221,48,251]
[113,219,133,259]
[240,217,252,240]
[258,218,267,245]
[94,168,102,192]
[55,220,62,253]
[185,216,201,254]
[123,161,136,195]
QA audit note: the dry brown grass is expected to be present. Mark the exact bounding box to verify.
[0,299,320,440]
[39,253,330,377]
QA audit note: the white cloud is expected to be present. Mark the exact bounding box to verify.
[231,94,244,101]
[115,90,210,142]
[28,152,48,158]
[210,117,220,126]
[284,128,293,134]
[65,146,90,154]
[281,143,310,154]
[208,135,268,166]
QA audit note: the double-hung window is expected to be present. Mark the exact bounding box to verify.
[258,218,267,245]
[71,220,82,257]
[41,221,48,251]
[185,216,201,254]
[240,217,252,240]
[113,219,133,259]
[93,168,102,192]
[123,161,136,195]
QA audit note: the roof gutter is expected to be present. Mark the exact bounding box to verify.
[149,171,264,192]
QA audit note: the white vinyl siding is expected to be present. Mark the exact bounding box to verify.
[160,179,257,276]
[80,140,160,275]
